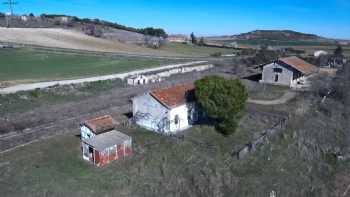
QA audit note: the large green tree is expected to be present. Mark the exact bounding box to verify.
[190,32,197,44]
[334,45,343,57]
[195,76,248,135]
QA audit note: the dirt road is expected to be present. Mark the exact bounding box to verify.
[248,91,297,105]
[0,61,207,94]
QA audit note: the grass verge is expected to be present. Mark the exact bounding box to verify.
[0,79,124,116]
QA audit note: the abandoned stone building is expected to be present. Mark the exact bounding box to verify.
[126,64,213,86]
[80,115,132,167]
[127,75,151,86]
[132,83,199,134]
[260,56,319,88]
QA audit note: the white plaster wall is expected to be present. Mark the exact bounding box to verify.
[133,93,170,133]
[81,125,95,140]
[82,142,91,161]
[261,62,294,86]
[168,104,190,133]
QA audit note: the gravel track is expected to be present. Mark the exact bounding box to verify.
[248,91,297,105]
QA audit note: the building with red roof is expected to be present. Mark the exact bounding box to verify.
[132,83,199,134]
[80,115,132,167]
[260,56,319,88]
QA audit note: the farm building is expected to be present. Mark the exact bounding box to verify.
[82,130,132,167]
[132,83,199,134]
[260,56,318,88]
[80,115,132,167]
[167,34,191,43]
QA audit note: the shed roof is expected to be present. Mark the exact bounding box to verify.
[82,130,131,151]
[83,115,116,135]
[150,83,195,109]
[278,56,318,75]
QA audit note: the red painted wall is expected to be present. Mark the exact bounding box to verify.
[94,143,133,167]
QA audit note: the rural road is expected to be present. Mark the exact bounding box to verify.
[248,91,297,105]
[0,61,207,94]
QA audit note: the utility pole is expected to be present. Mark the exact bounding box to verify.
[3,0,18,27]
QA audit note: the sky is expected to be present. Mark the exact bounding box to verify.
[1,0,350,39]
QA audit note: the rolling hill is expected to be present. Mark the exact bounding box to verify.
[233,30,329,41]
[0,27,235,57]
[206,30,337,46]
[0,27,175,56]
[0,14,167,44]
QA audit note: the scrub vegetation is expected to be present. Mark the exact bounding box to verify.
[0,62,349,197]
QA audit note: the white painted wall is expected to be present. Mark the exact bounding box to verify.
[168,104,190,132]
[80,125,96,140]
[81,125,96,161]
[133,94,197,134]
[260,62,294,87]
[133,93,170,133]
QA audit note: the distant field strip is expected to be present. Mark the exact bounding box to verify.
[0,61,207,94]
[0,48,184,84]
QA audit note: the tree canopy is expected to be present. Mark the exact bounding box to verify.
[195,76,248,135]
[190,32,197,44]
[39,14,167,38]
[198,37,205,46]
[334,45,343,57]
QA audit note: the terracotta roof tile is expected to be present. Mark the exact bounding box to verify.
[83,115,116,135]
[279,56,318,75]
[150,83,195,108]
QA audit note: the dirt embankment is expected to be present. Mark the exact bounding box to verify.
[0,27,174,56]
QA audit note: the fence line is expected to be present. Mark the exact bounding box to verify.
[235,116,288,160]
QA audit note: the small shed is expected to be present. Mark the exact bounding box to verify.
[80,115,116,140]
[82,130,132,167]
[127,75,149,86]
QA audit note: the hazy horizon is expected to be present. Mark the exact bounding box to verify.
[1,0,349,39]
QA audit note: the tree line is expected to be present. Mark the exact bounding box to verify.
[44,14,168,38]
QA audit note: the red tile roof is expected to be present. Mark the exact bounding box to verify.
[279,56,318,75]
[83,115,116,135]
[150,83,195,109]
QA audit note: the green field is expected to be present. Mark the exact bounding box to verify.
[160,43,238,56]
[0,48,179,84]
